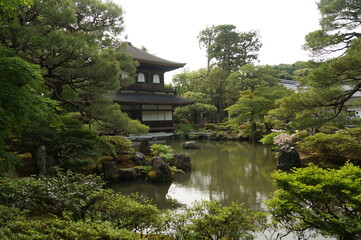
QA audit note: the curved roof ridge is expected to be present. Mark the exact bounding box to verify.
[125,43,186,69]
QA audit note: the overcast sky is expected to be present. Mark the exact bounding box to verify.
[113,0,321,82]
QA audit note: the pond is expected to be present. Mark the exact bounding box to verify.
[109,140,333,240]
[109,140,277,210]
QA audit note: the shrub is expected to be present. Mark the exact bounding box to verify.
[101,135,134,159]
[300,132,361,162]
[259,132,282,145]
[167,200,261,240]
[0,205,140,240]
[88,191,163,235]
[188,134,198,140]
[267,163,361,240]
[0,172,165,236]
[150,144,174,165]
[177,124,194,133]
[0,170,104,220]
[295,130,309,141]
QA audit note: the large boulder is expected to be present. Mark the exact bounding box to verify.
[173,153,191,171]
[102,162,119,181]
[139,139,151,155]
[277,146,302,170]
[133,152,146,165]
[182,141,199,149]
[118,168,138,180]
[148,157,174,182]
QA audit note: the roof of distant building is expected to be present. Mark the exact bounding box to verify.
[125,43,186,72]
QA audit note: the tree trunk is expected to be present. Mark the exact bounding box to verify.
[51,82,64,101]
[217,79,223,123]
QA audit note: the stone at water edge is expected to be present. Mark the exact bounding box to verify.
[147,157,174,182]
[133,152,146,165]
[277,146,302,170]
[173,153,191,171]
[118,168,138,180]
[182,141,199,149]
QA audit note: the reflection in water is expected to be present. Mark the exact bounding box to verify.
[110,140,334,239]
[110,140,277,210]
[168,141,277,210]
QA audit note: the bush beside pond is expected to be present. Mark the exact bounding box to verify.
[2,164,361,239]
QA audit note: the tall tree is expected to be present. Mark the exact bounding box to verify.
[198,26,215,72]
[0,0,146,133]
[0,45,59,175]
[197,25,262,122]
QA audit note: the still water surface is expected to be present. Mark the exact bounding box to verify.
[110,140,277,210]
[110,140,333,240]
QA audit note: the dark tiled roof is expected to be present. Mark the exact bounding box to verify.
[112,92,195,106]
[125,43,186,71]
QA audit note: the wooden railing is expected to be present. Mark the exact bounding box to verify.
[122,84,176,94]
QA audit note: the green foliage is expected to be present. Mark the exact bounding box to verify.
[188,134,199,140]
[177,124,194,133]
[0,170,104,220]
[169,166,185,174]
[270,61,311,80]
[0,205,140,240]
[259,132,282,145]
[295,130,310,141]
[304,0,361,56]
[141,165,153,174]
[0,45,60,175]
[267,88,350,133]
[174,102,217,124]
[101,135,135,159]
[194,25,262,121]
[174,91,217,124]
[267,163,361,239]
[150,144,174,165]
[0,0,147,134]
[167,200,260,240]
[200,25,262,72]
[16,117,104,171]
[89,191,163,234]
[300,132,361,162]
[0,0,33,20]
[227,64,292,141]
[0,171,163,236]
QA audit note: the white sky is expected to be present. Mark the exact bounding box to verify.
[113,0,321,83]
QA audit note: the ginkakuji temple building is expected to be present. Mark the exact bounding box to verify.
[112,43,195,132]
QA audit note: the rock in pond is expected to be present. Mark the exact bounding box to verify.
[118,168,138,180]
[133,152,146,165]
[173,153,191,172]
[147,157,174,182]
[182,141,199,149]
[277,146,302,170]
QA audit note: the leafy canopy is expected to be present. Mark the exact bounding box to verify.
[267,163,361,240]
[304,0,361,56]
[0,0,147,134]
